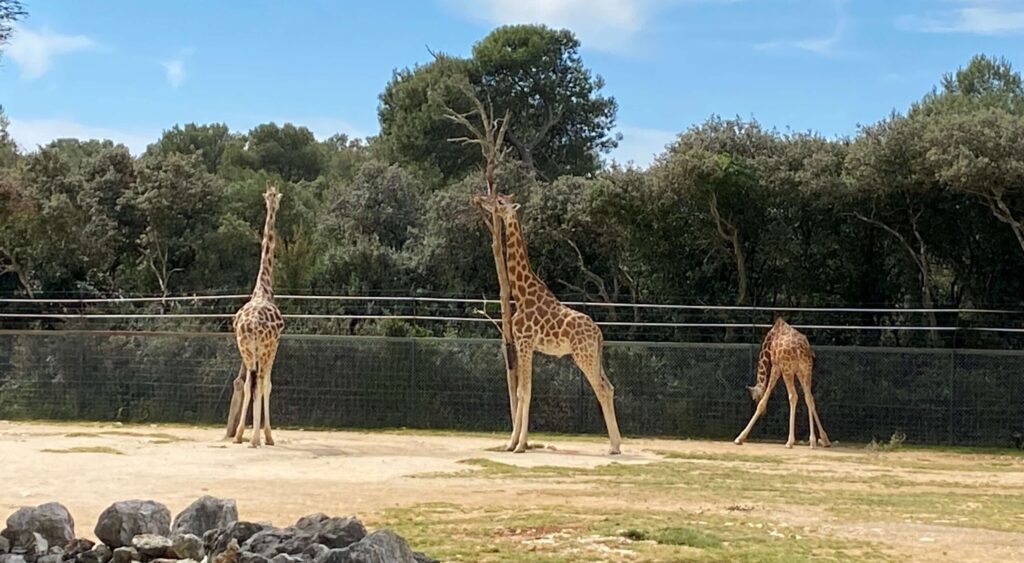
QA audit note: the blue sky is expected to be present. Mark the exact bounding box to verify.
[1,0,1022,167]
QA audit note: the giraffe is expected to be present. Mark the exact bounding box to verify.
[230,182,285,448]
[475,194,623,455]
[734,317,831,448]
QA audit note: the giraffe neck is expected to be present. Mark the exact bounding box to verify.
[252,203,278,299]
[502,213,545,304]
[750,329,776,399]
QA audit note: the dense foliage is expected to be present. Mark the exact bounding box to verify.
[2,25,1023,339]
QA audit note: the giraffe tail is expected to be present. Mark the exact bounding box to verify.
[247,333,259,380]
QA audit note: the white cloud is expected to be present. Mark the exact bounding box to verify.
[7,117,154,155]
[756,0,847,56]
[446,0,687,53]
[608,126,677,168]
[163,59,185,87]
[898,1,1024,34]
[6,26,95,80]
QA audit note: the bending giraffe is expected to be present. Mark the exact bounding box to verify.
[230,183,285,448]
[475,194,623,455]
[734,317,830,448]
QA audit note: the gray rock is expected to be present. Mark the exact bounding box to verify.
[169,534,203,561]
[129,535,170,559]
[412,553,438,563]
[171,498,238,539]
[2,504,75,551]
[109,547,138,563]
[292,516,365,550]
[0,537,8,554]
[0,554,26,563]
[45,546,63,557]
[37,554,62,563]
[301,545,327,562]
[203,523,270,562]
[268,555,304,563]
[65,539,95,559]
[94,502,171,548]
[76,545,111,563]
[239,529,297,559]
[315,530,415,563]
[16,533,48,557]
[238,553,270,563]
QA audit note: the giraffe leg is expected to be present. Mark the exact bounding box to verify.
[249,375,264,448]
[735,367,781,445]
[795,371,818,448]
[233,366,254,444]
[783,375,798,449]
[573,344,622,455]
[506,355,519,435]
[801,378,830,447]
[512,348,534,454]
[225,363,246,440]
[262,345,278,446]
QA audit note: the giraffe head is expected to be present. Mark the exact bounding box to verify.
[473,193,520,220]
[264,182,283,210]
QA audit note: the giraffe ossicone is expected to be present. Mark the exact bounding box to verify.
[734,317,831,449]
[476,193,623,455]
[228,182,285,448]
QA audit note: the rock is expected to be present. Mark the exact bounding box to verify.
[94,502,171,548]
[76,544,111,563]
[109,547,137,563]
[301,545,327,562]
[0,538,8,555]
[129,535,170,559]
[412,553,438,563]
[2,504,76,551]
[316,530,415,563]
[37,555,62,563]
[171,498,237,538]
[292,516,365,550]
[211,539,240,563]
[65,539,95,558]
[0,554,26,563]
[45,546,63,557]
[204,523,269,562]
[16,533,48,557]
[238,554,269,563]
[169,535,203,561]
[269,555,303,563]
[239,529,298,559]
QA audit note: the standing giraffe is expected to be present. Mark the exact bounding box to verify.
[734,317,830,448]
[230,182,284,448]
[475,194,623,455]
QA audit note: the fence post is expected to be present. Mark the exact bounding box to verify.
[948,313,959,445]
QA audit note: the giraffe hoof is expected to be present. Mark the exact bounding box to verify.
[733,438,743,446]
[513,445,527,454]
[265,439,275,446]
[233,437,243,445]
[785,442,794,449]
[504,442,516,452]
[608,448,621,456]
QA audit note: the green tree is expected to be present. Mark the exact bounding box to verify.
[0,0,25,55]
[378,25,617,182]
[225,123,326,182]
[145,123,233,174]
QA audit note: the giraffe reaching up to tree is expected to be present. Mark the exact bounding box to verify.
[475,193,623,455]
[734,317,830,448]
[230,182,284,448]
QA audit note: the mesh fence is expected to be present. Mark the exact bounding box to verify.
[1,330,1022,447]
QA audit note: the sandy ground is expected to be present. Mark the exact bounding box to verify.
[2,421,1023,562]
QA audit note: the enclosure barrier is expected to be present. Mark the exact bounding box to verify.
[0,330,1020,447]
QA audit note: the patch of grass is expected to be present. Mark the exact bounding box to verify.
[655,450,783,464]
[41,446,123,455]
[654,526,722,548]
[866,431,907,454]
[619,528,648,541]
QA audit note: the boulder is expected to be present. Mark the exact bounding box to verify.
[292,515,365,550]
[109,547,137,563]
[171,498,237,538]
[94,502,170,548]
[65,539,95,559]
[169,534,203,561]
[16,533,48,557]
[36,555,62,563]
[0,555,26,563]
[315,530,416,563]
[412,553,438,563]
[237,554,269,563]
[76,544,111,563]
[204,523,269,562]
[0,537,8,554]
[301,545,328,562]
[129,535,170,559]
[2,504,75,551]
[268,555,304,563]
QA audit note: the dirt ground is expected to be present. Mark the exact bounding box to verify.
[2,421,1023,562]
